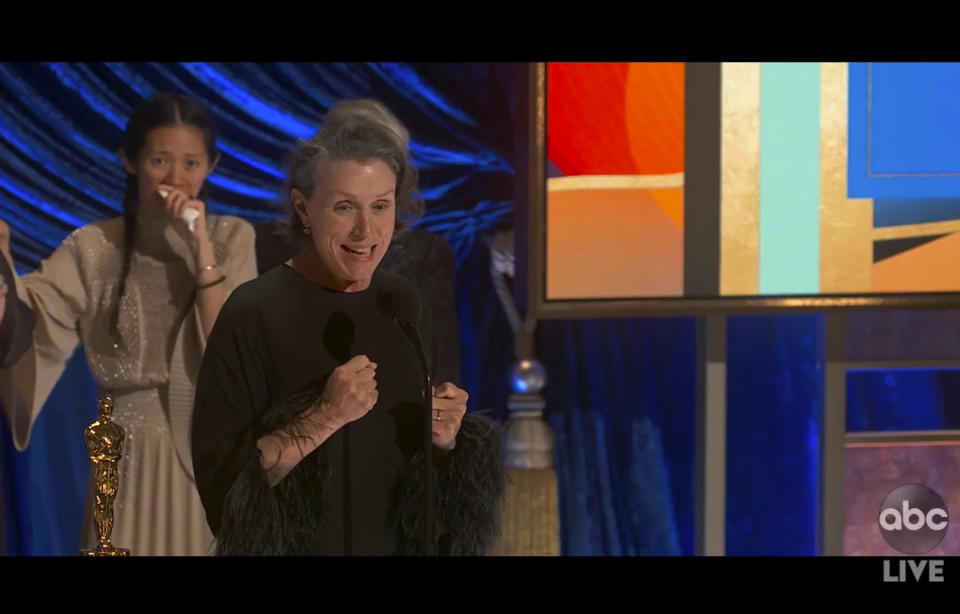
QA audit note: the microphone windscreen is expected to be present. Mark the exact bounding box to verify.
[378,275,421,325]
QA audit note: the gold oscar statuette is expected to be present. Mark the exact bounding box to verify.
[81,393,130,556]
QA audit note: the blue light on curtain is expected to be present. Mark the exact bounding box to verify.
[726,314,824,555]
[0,62,516,274]
[537,317,696,556]
[847,368,960,432]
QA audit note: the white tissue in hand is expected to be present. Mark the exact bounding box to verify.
[181,207,200,232]
[157,189,199,231]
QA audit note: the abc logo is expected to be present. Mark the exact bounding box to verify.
[878,484,949,554]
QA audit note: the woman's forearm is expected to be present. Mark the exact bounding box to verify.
[194,239,227,339]
[256,401,343,487]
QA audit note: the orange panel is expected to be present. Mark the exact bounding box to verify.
[548,62,685,176]
[873,232,960,292]
[625,63,685,174]
[649,187,684,230]
[546,188,683,298]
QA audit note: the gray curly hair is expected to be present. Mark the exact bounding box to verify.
[283,99,424,239]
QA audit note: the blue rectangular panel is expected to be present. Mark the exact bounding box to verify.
[850,62,960,199]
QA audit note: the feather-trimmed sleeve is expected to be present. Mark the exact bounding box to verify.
[394,412,506,555]
[191,284,330,555]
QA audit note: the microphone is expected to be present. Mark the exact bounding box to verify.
[379,276,435,555]
[384,280,421,329]
[157,189,200,232]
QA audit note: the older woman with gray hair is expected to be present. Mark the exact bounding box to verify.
[191,99,505,555]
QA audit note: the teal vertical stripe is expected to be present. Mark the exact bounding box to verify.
[759,63,821,295]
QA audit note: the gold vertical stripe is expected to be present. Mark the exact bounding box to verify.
[819,62,874,294]
[720,63,760,295]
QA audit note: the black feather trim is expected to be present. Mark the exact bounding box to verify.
[393,412,505,555]
[215,379,332,556]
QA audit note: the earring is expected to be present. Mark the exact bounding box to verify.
[303,225,311,235]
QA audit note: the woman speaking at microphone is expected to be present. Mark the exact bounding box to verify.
[0,92,257,555]
[191,99,505,556]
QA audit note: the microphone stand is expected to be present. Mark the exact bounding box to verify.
[399,321,435,556]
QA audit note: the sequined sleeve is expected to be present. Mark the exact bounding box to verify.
[0,230,89,450]
[221,218,257,297]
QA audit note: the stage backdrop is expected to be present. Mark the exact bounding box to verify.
[543,62,960,300]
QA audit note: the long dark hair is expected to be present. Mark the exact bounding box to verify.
[113,93,218,344]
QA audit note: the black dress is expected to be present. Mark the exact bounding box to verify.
[191,264,504,555]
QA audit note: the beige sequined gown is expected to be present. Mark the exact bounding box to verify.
[1,210,257,555]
